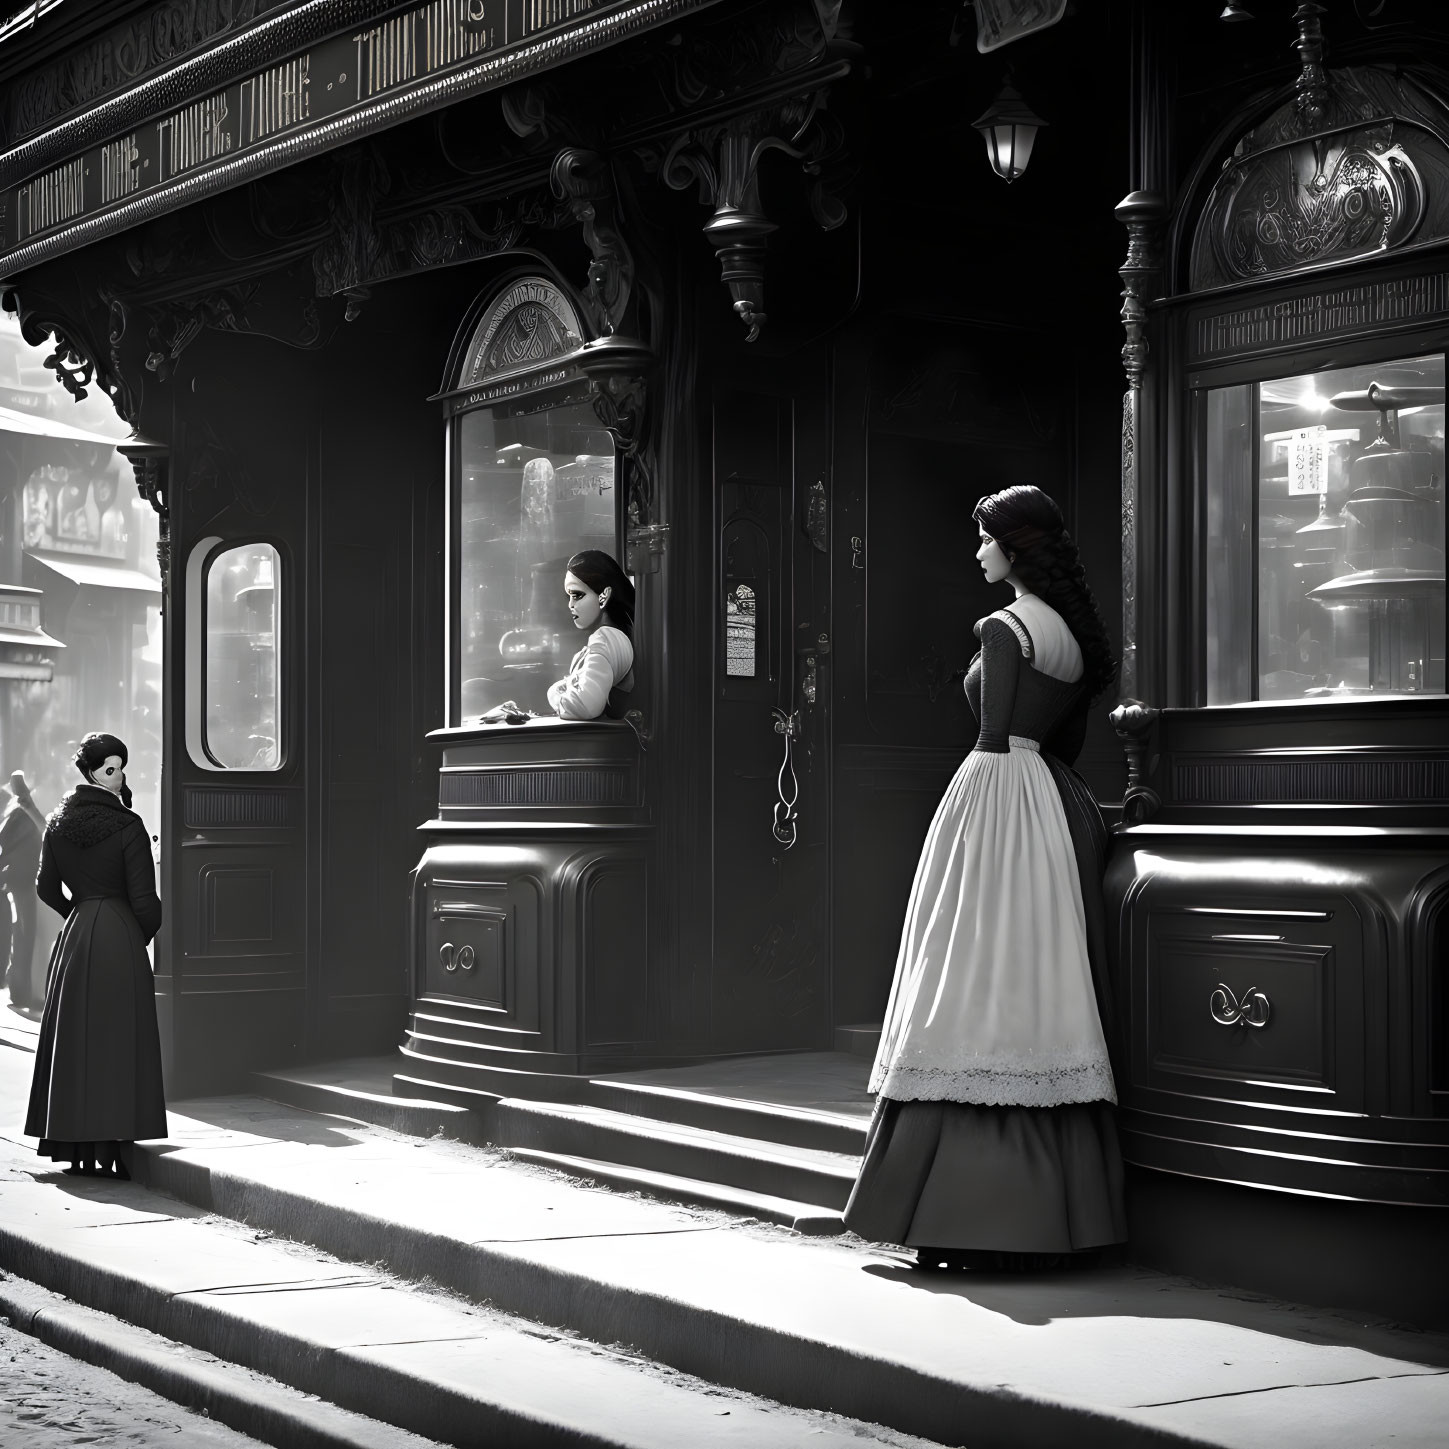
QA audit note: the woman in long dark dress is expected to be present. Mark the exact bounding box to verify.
[844,486,1125,1269]
[24,733,165,1178]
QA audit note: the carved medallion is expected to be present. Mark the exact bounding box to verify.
[1208,131,1423,282]
[462,277,583,384]
[1190,67,1449,292]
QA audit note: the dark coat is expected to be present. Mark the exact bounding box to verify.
[24,784,166,1149]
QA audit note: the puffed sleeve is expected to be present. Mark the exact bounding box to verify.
[122,821,163,944]
[35,830,70,920]
[547,629,634,721]
[972,617,1023,754]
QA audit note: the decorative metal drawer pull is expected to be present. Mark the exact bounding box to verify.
[440,942,455,972]
[456,944,475,972]
[1210,982,1271,1029]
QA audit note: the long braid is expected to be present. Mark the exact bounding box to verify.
[1007,532,1118,700]
[973,485,1119,701]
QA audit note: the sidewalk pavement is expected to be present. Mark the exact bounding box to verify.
[4,1000,1449,1449]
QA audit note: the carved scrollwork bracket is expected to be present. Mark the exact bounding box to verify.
[117,430,171,613]
[1109,699,1162,826]
[3,287,140,425]
[662,90,847,341]
[587,363,660,552]
[550,148,637,339]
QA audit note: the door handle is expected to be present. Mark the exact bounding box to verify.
[798,651,817,706]
[771,708,799,848]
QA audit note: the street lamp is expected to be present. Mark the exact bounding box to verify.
[972,81,1047,184]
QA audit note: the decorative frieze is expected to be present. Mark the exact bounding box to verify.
[1173,756,1449,807]
[0,0,716,276]
[1190,271,1449,364]
[5,0,273,144]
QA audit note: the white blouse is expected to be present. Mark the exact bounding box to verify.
[546,625,635,720]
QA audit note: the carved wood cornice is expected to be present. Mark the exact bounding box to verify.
[2,0,278,149]
[0,1,408,189]
[0,0,722,279]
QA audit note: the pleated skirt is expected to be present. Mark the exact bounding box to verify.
[24,897,167,1154]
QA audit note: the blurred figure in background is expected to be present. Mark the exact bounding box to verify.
[0,771,46,1010]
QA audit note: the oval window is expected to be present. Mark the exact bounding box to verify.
[204,542,281,769]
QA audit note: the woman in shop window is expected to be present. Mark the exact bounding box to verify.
[546,549,636,721]
[845,485,1125,1270]
[24,733,165,1179]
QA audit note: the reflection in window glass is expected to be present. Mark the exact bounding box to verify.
[1205,353,1445,702]
[726,584,757,677]
[457,403,615,720]
[1204,386,1253,705]
[205,544,280,768]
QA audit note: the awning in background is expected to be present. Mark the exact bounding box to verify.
[27,550,160,594]
[0,623,63,647]
[0,402,124,446]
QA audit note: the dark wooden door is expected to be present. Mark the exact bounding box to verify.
[161,333,312,1094]
[709,372,832,1050]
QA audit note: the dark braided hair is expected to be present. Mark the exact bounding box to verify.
[973,485,1119,701]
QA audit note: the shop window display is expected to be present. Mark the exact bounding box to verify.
[1203,352,1445,702]
[453,402,615,721]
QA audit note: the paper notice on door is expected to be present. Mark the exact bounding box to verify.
[1289,425,1327,496]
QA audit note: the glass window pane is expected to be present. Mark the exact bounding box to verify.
[1204,384,1254,705]
[205,543,280,768]
[456,403,616,721]
[1204,353,1445,703]
[1258,354,1444,700]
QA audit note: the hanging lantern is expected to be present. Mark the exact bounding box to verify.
[972,82,1047,184]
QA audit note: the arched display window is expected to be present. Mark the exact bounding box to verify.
[185,536,283,771]
[437,273,648,726]
[1174,67,1449,707]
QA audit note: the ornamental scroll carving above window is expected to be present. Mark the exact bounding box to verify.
[1189,68,1449,293]
[460,278,584,386]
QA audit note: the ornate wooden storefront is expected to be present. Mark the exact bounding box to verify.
[1109,4,1449,1320]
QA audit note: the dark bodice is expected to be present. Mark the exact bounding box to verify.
[964,610,1090,763]
[36,787,162,943]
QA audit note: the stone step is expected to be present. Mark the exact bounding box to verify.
[252,1060,489,1143]
[582,1077,867,1155]
[834,1023,882,1058]
[505,1146,847,1235]
[0,1147,920,1449]
[37,1078,1442,1449]
[493,1099,860,1210]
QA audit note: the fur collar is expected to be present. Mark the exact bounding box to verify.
[47,785,137,849]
